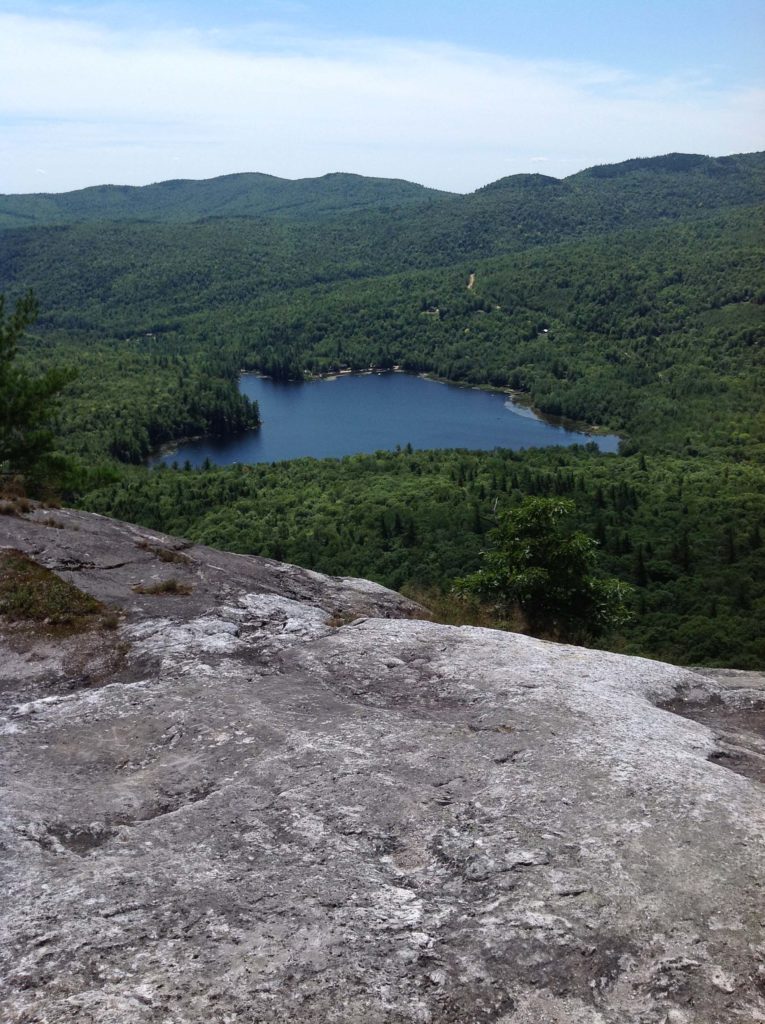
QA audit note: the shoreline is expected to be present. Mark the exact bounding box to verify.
[148,369,620,465]
[416,373,617,439]
[147,425,261,463]
[247,367,618,440]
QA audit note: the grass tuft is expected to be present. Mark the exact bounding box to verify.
[132,578,193,596]
[135,539,191,564]
[0,549,110,630]
[399,584,524,632]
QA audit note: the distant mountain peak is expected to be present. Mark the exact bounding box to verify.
[570,151,765,180]
[473,172,564,195]
[0,151,763,230]
[0,171,453,228]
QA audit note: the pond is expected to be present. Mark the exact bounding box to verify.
[151,372,619,467]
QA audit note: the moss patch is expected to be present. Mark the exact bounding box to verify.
[0,549,106,628]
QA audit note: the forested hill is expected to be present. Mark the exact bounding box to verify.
[2,150,764,668]
[0,171,454,228]
[2,149,763,464]
[1,151,763,232]
[459,151,765,249]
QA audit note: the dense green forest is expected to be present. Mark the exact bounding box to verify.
[82,447,764,666]
[0,171,450,229]
[2,152,763,666]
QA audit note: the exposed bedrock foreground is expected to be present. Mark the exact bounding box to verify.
[1,508,764,1024]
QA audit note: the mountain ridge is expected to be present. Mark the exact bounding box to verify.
[2,150,763,229]
[0,170,454,228]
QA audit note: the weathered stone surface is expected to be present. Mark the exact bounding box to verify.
[1,507,763,1023]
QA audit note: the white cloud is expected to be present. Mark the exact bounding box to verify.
[0,12,763,193]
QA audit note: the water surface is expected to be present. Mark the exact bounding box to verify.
[152,373,619,467]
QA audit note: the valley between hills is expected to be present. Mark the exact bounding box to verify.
[1,151,764,666]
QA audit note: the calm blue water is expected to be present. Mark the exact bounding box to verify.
[151,373,619,467]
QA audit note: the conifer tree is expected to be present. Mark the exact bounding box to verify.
[0,292,73,487]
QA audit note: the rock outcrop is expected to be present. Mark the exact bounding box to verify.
[1,507,763,1023]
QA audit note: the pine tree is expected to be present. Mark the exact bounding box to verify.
[0,292,73,488]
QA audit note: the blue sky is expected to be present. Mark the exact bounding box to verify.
[1,1,763,193]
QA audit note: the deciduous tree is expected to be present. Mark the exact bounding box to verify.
[456,496,630,643]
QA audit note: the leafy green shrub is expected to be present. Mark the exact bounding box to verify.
[456,497,631,643]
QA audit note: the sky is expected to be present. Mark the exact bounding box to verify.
[1,0,763,194]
